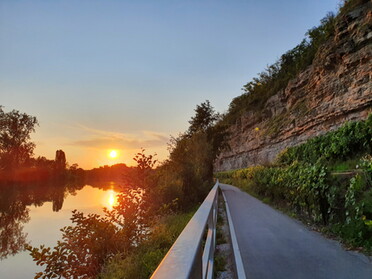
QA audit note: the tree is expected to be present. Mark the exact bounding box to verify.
[169,132,214,205]
[54,150,66,176]
[0,107,38,170]
[187,100,228,157]
[188,100,219,135]
[166,101,228,207]
[122,148,157,190]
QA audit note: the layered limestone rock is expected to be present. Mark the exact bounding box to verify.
[215,3,372,172]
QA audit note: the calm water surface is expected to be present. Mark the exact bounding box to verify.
[0,181,120,279]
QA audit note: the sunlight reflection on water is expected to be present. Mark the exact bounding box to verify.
[105,189,119,210]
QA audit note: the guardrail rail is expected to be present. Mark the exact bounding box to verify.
[151,181,247,279]
[151,181,219,279]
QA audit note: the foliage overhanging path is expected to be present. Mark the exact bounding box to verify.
[219,183,372,279]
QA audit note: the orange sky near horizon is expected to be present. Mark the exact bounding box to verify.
[32,125,170,169]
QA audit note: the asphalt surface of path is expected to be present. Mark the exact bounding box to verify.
[220,183,372,279]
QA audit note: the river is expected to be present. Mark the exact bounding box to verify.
[0,180,121,279]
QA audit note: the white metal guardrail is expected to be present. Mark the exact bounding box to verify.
[151,181,247,279]
[151,181,219,279]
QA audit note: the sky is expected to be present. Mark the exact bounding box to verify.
[0,0,341,169]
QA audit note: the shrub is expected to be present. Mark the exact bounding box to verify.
[277,115,372,165]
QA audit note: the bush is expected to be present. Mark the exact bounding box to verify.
[277,115,372,165]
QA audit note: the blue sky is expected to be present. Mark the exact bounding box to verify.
[0,0,341,168]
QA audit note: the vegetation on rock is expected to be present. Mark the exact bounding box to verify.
[222,0,370,126]
[216,115,372,252]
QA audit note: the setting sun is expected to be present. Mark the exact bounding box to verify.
[109,150,118,158]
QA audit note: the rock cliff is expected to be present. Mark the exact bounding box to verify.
[215,3,372,172]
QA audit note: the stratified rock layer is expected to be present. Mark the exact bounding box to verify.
[215,3,372,172]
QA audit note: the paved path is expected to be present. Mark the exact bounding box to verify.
[220,183,372,279]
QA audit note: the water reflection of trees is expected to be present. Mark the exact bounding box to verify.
[0,181,85,260]
[0,199,29,260]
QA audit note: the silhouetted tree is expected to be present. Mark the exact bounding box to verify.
[122,149,157,190]
[166,101,228,207]
[187,100,228,158]
[0,106,38,170]
[188,100,219,135]
[54,150,66,178]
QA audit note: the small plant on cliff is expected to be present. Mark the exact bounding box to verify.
[339,0,370,15]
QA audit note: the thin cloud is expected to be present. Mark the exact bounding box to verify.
[143,130,169,142]
[67,124,169,150]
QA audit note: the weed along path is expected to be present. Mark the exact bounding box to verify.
[219,183,372,279]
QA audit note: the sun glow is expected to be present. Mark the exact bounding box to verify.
[105,190,118,210]
[108,192,115,206]
[109,150,118,158]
